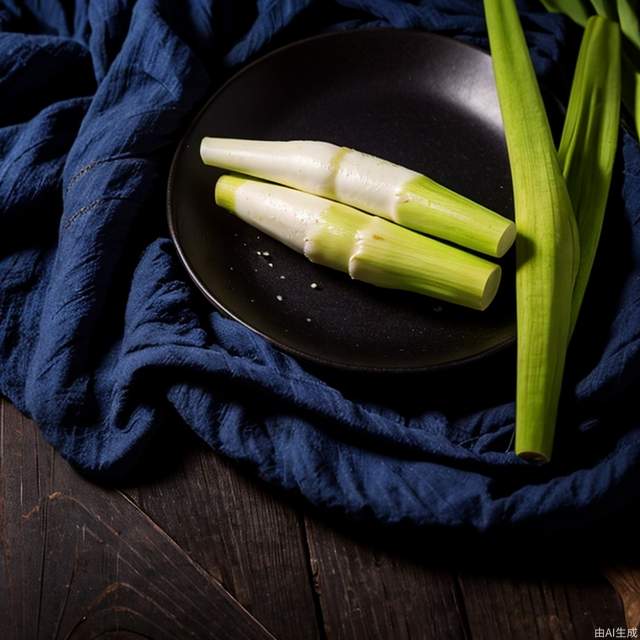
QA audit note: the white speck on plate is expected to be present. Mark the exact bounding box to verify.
[276,295,283,302]
[268,263,273,268]
[279,275,286,280]
[310,282,318,289]
[256,251,262,256]
[305,317,311,323]
[262,251,270,257]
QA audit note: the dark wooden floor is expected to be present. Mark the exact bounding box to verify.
[1,397,639,640]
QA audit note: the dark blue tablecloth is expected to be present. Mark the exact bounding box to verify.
[1,0,639,531]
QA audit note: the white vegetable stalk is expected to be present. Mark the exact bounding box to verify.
[215,175,502,311]
[201,138,516,258]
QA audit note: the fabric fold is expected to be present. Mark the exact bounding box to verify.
[1,0,639,531]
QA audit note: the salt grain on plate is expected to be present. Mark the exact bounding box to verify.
[276,295,283,302]
[310,282,318,289]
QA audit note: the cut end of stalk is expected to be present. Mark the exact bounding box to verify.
[478,264,502,311]
[515,422,554,464]
[215,175,245,211]
[517,450,550,464]
[199,137,209,165]
[496,221,517,258]
[201,136,248,169]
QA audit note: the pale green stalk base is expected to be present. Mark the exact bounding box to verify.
[310,208,502,310]
[486,0,579,463]
[395,177,516,258]
[216,175,502,311]
[559,16,621,335]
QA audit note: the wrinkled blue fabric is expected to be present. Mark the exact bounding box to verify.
[1,0,639,532]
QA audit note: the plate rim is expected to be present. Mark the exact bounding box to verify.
[166,28,516,374]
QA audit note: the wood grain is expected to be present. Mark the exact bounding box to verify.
[605,565,640,628]
[0,401,276,640]
[1,396,635,640]
[304,517,470,639]
[125,437,322,640]
[458,561,627,639]
[304,512,632,640]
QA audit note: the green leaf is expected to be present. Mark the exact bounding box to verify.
[558,17,621,334]
[540,0,592,25]
[485,0,579,462]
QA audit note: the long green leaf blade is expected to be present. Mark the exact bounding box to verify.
[484,0,579,462]
[540,0,592,25]
[617,0,640,50]
[622,55,640,139]
[558,16,621,334]
[618,0,640,138]
[590,0,618,20]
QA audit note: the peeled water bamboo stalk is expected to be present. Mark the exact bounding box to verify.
[201,137,515,258]
[215,175,502,311]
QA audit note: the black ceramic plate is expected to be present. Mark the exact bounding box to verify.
[167,30,516,372]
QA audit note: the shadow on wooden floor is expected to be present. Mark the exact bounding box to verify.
[115,413,640,576]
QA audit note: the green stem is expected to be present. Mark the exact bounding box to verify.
[485,0,579,462]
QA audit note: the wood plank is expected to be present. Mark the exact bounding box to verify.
[2,395,633,640]
[305,511,632,640]
[458,552,628,639]
[304,516,470,639]
[605,565,640,628]
[125,433,322,640]
[0,400,57,640]
[0,400,276,640]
